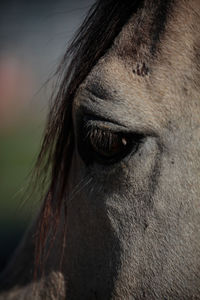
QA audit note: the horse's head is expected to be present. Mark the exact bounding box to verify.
[66,1,200,298]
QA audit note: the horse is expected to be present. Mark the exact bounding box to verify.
[1,0,200,298]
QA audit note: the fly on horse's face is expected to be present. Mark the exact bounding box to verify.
[1,0,200,299]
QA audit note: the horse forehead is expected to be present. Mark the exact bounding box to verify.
[114,0,174,61]
[113,0,200,63]
[82,0,200,104]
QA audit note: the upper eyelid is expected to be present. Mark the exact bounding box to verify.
[74,89,161,133]
[75,105,160,138]
[84,121,145,147]
[82,115,137,136]
[82,118,151,142]
[73,99,129,130]
[83,113,128,130]
[84,122,128,136]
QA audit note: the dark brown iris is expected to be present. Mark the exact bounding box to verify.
[89,128,128,158]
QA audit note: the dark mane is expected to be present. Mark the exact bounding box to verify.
[34,0,144,274]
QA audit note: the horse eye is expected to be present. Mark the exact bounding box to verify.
[89,128,128,159]
[78,125,143,165]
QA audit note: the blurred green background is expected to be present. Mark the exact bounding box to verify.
[0,117,44,271]
[0,0,93,273]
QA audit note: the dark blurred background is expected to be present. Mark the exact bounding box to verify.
[0,0,94,273]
